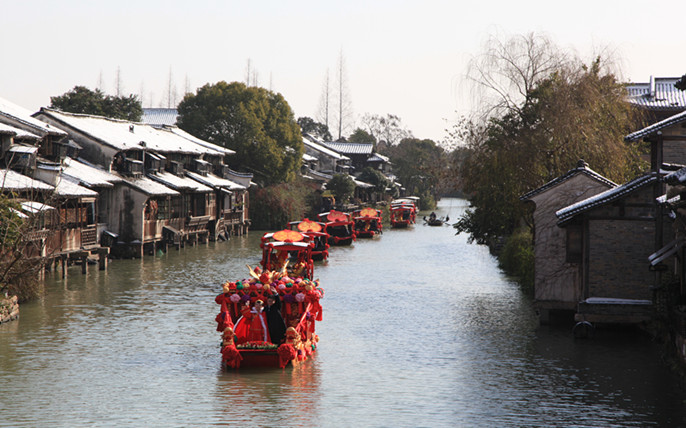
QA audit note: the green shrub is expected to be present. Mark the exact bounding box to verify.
[249,179,320,230]
[499,228,534,293]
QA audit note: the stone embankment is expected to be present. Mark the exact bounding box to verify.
[0,296,19,324]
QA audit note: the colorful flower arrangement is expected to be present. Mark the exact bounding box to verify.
[237,341,279,350]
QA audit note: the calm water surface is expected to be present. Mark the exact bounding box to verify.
[1,198,685,427]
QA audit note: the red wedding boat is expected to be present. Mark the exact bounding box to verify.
[353,207,383,238]
[215,229,324,369]
[317,210,356,245]
[287,219,330,261]
[389,198,417,228]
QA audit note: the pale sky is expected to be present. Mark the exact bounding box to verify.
[1,0,685,143]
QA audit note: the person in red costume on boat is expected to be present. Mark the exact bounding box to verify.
[234,300,271,343]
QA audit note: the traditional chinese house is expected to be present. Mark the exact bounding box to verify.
[520,160,617,323]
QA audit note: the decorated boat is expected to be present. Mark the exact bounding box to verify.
[353,207,383,238]
[390,198,417,228]
[287,219,330,261]
[215,229,324,369]
[317,210,356,245]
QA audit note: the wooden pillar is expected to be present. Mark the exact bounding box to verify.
[81,255,87,274]
[98,249,108,271]
[61,254,68,279]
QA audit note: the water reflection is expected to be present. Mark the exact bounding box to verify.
[1,198,686,427]
[215,360,321,426]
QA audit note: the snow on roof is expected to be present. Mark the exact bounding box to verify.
[148,171,213,192]
[0,122,40,139]
[556,173,657,224]
[186,171,246,191]
[122,175,180,196]
[0,97,67,137]
[53,176,99,198]
[62,157,123,188]
[0,169,54,192]
[166,126,235,156]
[353,178,374,188]
[625,109,686,142]
[367,153,390,163]
[8,145,39,154]
[520,160,617,201]
[302,153,318,162]
[21,200,54,213]
[303,137,349,161]
[37,108,226,156]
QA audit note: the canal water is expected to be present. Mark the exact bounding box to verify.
[2,198,686,427]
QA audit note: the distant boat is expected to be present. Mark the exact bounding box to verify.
[423,213,449,227]
[317,210,356,245]
[353,207,383,238]
[390,198,417,228]
[287,219,330,261]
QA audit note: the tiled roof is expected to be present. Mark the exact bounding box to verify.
[142,108,178,126]
[626,77,686,111]
[186,171,245,191]
[323,141,373,155]
[624,109,686,142]
[35,108,227,156]
[664,166,686,185]
[0,96,67,137]
[52,176,99,198]
[303,137,349,160]
[556,173,657,224]
[0,122,40,139]
[0,168,54,192]
[122,175,180,196]
[62,157,123,188]
[148,171,213,192]
[367,153,390,163]
[167,126,235,155]
[520,160,617,201]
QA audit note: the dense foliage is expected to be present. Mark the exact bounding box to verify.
[382,138,445,209]
[297,117,332,141]
[357,167,391,194]
[455,57,646,246]
[249,179,320,230]
[177,81,303,186]
[326,173,355,204]
[50,86,142,121]
[0,195,45,301]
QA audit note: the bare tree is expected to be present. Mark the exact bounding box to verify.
[97,70,106,93]
[184,74,192,96]
[360,113,412,147]
[316,68,331,132]
[466,32,568,121]
[114,67,123,97]
[245,59,260,87]
[164,66,178,108]
[333,49,354,139]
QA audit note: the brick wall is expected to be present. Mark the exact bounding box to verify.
[587,219,654,300]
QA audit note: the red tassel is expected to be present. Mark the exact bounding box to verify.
[277,343,297,368]
[221,345,243,369]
